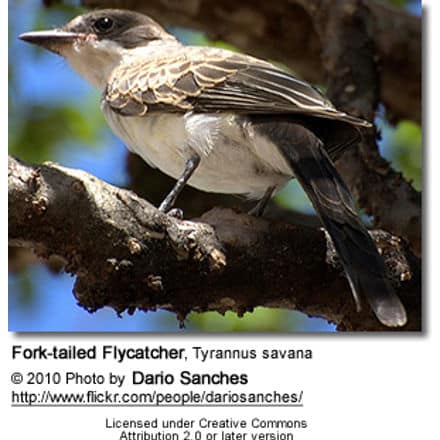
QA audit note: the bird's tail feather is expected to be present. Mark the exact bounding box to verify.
[323,219,407,327]
[253,119,407,327]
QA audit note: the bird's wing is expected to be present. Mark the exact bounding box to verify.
[105,46,371,127]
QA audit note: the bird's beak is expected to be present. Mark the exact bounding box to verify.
[19,29,86,54]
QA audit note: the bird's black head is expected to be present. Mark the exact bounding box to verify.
[19,9,175,55]
[63,9,174,49]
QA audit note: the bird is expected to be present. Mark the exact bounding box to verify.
[19,9,407,327]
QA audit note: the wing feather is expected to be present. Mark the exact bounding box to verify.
[105,46,371,128]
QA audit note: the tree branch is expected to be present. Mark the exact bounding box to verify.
[8,156,421,331]
[82,0,421,124]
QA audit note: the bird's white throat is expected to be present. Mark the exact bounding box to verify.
[63,38,125,89]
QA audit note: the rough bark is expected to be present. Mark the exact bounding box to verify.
[9,156,421,331]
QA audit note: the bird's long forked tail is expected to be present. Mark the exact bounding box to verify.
[267,122,407,327]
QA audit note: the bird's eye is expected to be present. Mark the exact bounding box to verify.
[93,17,114,33]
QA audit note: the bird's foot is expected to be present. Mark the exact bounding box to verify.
[167,208,184,219]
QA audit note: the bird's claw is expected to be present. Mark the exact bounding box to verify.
[167,208,184,219]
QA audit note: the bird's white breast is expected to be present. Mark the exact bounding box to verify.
[102,105,293,199]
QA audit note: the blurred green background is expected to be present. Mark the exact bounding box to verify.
[8,0,421,332]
